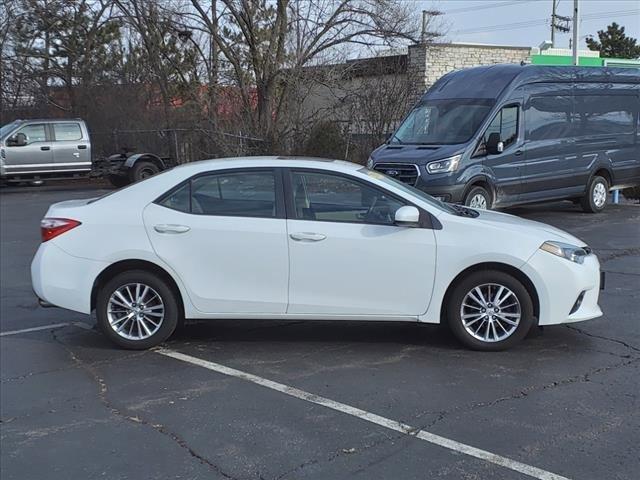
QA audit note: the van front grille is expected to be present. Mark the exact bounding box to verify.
[373,163,420,186]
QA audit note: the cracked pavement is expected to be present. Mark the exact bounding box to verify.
[1,185,639,480]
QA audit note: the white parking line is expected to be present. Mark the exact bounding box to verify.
[0,322,93,337]
[157,348,571,480]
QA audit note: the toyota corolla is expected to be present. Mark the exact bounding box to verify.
[31,157,603,350]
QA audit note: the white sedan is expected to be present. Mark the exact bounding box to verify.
[31,157,603,350]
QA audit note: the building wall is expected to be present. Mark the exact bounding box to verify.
[408,43,532,100]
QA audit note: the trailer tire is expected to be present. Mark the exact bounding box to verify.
[108,174,130,188]
[130,161,160,183]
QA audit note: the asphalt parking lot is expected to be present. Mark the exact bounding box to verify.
[1,184,639,480]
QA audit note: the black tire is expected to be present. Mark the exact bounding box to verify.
[463,185,492,210]
[580,175,608,213]
[446,270,534,351]
[108,174,130,188]
[96,270,179,349]
[130,160,160,183]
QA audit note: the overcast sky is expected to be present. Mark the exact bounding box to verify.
[427,0,640,50]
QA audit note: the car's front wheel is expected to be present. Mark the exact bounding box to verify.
[96,270,178,349]
[463,186,491,210]
[446,270,534,351]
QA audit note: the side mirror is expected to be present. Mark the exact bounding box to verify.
[486,132,503,155]
[394,205,420,227]
[7,132,27,147]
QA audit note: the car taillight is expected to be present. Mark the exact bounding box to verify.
[41,218,81,242]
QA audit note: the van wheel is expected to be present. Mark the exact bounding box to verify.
[130,161,160,183]
[446,270,534,351]
[580,175,608,213]
[464,186,491,210]
[96,270,178,349]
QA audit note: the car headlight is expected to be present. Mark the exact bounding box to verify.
[366,157,374,169]
[540,241,588,264]
[426,154,461,174]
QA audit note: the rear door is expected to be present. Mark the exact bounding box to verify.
[51,122,92,172]
[3,123,52,174]
[521,83,580,202]
[284,169,437,316]
[143,168,289,314]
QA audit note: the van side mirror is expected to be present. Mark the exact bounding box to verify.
[7,132,27,147]
[486,132,504,155]
[394,206,420,227]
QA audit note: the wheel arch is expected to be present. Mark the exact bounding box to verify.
[462,176,495,204]
[91,259,185,322]
[124,153,166,171]
[440,262,540,323]
[591,167,612,188]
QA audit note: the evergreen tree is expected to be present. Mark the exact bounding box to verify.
[586,22,640,59]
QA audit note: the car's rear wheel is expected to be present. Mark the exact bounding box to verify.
[580,175,608,213]
[463,186,491,210]
[446,270,534,351]
[96,270,178,349]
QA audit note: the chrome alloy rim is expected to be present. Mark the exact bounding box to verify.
[469,193,487,209]
[460,283,521,342]
[107,283,164,340]
[593,182,607,208]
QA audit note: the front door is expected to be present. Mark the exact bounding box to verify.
[4,123,53,175]
[143,168,289,314]
[285,169,437,316]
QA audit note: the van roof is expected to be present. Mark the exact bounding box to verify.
[422,64,640,101]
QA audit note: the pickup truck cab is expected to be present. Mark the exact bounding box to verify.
[1,119,92,180]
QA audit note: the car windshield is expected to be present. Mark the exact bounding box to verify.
[359,168,457,215]
[0,121,20,139]
[391,98,495,145]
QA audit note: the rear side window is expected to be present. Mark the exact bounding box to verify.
[53,123,83,141]
[573,95,637,137]
[524,95,573,141]
[158,170,277,218]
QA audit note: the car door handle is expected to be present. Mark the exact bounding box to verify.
[154,224,191,234]
[289,232,326,242]
[77,145,87,150]
[40,146,50,151]
[514,149,523,156]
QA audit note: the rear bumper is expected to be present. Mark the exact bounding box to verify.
[521,250,602,326]
[31,242,108,315]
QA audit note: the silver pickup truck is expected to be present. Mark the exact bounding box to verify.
[1,118,168,186]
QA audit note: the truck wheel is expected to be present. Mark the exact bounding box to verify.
[108,175,130,188]
[463,186,491,210]
[580,175,608,213]
[130,161,160,183]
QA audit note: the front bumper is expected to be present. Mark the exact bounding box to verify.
[31,242,108,314]
[521,249,603,325]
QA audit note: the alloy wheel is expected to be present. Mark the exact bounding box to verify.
[107,283,165,341]
[469,193,487,209]
[593,182,607,208]
[460,283,521,342]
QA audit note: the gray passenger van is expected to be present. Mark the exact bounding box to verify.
[368,65,640,212]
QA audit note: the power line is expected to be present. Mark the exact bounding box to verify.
[443,1,535,15]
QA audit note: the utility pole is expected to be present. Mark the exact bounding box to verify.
[550,0,570,48]
[551,0,557,47]
[421,10,442,44]
[572,0,580,65]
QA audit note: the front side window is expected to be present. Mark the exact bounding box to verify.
[53,123,82,141]
[291,171,405,225]
[524,95,573,141]
[391,98,495,145]
[476,105,519,156]
[14,124,47,144]
[158,170,277,218]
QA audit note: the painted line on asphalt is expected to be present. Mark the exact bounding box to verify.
[0,322,93,337]
[157,348,571,480]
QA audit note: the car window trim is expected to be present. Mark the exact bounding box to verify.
[281,167,436,229]
[154,167,286,220]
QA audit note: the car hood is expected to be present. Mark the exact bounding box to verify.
[473,209,586,246]
[370,143,465,165]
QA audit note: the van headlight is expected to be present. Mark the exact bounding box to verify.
[540,241,588,264]
[366,157,374,169]
[426,154,461,174]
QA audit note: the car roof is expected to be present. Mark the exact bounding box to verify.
[173,156,362,174]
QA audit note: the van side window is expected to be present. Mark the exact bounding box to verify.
[573,95,636,138]
[524,95,573,141]
[476,105,518,156]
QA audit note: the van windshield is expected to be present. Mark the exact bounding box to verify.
[391,98,495,145]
